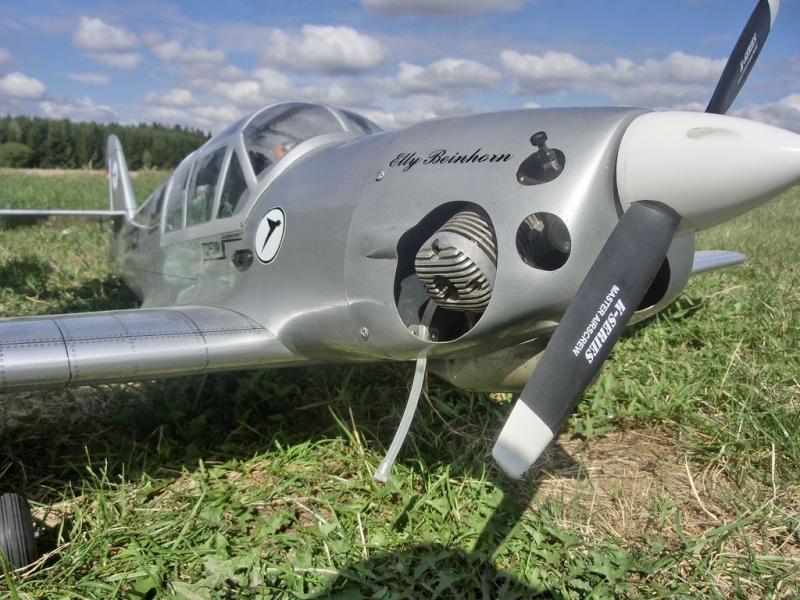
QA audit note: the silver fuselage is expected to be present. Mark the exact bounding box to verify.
[112,105,695,390]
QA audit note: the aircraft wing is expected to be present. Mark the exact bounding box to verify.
[0,306,303,393]
[691,250,746,275]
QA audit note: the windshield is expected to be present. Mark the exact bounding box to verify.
[243,103,346,179]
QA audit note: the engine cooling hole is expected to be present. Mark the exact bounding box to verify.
[394,202,497,342]
[637,258,670,311]
[516,212,571,271]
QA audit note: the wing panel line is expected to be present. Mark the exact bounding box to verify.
[0,306,308,393]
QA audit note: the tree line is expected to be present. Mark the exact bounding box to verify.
[0,115,210,171]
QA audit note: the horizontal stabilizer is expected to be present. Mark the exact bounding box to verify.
[691,250,746,275]
[0,306,306,393]
[0,209,127,224]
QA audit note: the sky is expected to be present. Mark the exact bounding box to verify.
[1,0,799,135]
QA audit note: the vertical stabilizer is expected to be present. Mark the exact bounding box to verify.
[106,135,137,221]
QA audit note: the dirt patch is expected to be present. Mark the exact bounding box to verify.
[531,427,800,559]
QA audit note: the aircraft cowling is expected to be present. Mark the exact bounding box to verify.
[428,233,694,392]
[342,107,652,362]
[234,106,696,373]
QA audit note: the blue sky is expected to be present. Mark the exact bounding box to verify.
[1,0,798,133]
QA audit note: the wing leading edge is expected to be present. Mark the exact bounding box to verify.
[0,209,127,225]
[691,250,746,275]
[0,306,305,393]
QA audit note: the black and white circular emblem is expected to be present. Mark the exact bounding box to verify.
[254,207,286,264]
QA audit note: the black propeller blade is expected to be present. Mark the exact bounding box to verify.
[706,0,778,115]
[493,202,680,478]
[493,0,786,480]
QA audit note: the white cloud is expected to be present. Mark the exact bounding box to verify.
[0,72,46,99]
[211,79,264,107]
[40,96,117,121]
[73,16,139,52]
[150,40,226,64]
[363,0,525,15]
[137,89,252,133]
[201,66,371,110]
[733,94,800,133]
[431,100,477,116]
[314,82,372,106]
[189,104,247,132]
[180,62,248,87]
[198,68,295,108]
[501,50,726,107]
[67,72,111,85]
[87,52,143,71]
[359,108,437,129]
[75,18,143,73]
[142,88,196,107]
[137,93,247,134]
[250,67,299,98]
[0,48,16,68]
[260,25,389,74]
[357,97,477,130]
[393,58,502,96]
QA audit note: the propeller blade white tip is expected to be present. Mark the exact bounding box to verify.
[768,0,779,27]
[492,400,554,479]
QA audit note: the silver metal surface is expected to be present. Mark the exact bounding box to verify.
[0,306,302,392]
[691,250,746,274]
[1,101,789,395]
[0,210,125,223]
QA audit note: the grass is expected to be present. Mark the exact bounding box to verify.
[0,168,798,598]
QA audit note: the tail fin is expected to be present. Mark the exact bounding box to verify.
[107,134,137,221]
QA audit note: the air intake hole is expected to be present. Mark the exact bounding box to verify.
[516,212,570,271]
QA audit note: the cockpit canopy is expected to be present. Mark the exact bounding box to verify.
[145,102,382,234]
[242,103,381,179]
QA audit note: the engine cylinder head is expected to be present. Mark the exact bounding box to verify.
[414,207,497,311]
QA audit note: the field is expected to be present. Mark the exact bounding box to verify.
[0,168,798,598]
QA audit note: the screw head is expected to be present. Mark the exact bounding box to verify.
[375,171,385,181]
[360,326,370,340]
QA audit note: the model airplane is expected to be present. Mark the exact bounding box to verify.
[1,0,798,570]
